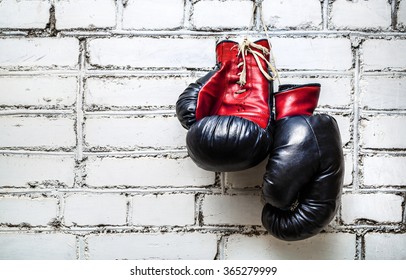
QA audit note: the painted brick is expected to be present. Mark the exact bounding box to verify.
[55,0,116,29]
[192,0,253,30]
[0,76,77,108]
[86,157,215,187]
[0,116,76,149]
[343,153,353,186]
[363,156,406,186]
[341,193,403,224]
[225,159,267,189]
[262,0,322,29]
[363,40,406,71]
[271,38,352,70]
[85,116,186,149]
[360,76,406,110]
[361,116,406,149]
[331,115,351,146]
[64,193,127,226]
[85,77,191,109]
[398,0,406,29]
[123,0,184,30]
[281,77,352,108]
[0,233,76,260]
[132,194,195,226]
[88,38,216,68]
[0,0,404,262]
[224,233,356,260]
[87,232,218,260]
[202,195,262,226]
[0,0,50,29]
[0,154,75,188]
[365,233,406,260]
[0,196,58,226]
[0,38,79,68]
[331,0,391,30]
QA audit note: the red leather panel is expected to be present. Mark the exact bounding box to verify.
[196,39,271,129]
[274,85,320,121]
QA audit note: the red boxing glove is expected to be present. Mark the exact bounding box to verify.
[176,39,275,172]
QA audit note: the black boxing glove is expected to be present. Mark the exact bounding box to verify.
[261,84,344,241]
[176,39,275,172]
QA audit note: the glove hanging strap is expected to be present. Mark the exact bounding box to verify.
[241,0,280,86]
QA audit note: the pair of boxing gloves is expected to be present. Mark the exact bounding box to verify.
[176,39,344,241]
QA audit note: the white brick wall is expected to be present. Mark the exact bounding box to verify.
[363,156,406,186]
[361,116,406,149]
[262,0,322,29]
[55,0,116,30]
[1,0,405,261]
[202,195,262,226]
[360,76,406,110]
[331,115,351,146]
[85,77,191,109]
[0,38,79,68]
[0,154,75,187]
[122,0,184,30]
[272,38,352,70]
[330,0,392,30]
[343,153,353,186]
[192,0,253,30]
[399,0,406,29]
[64,193,127,226]
[365,233,406,260]
[224,233,356,260]
[85,157,215,187]
[131,194,195,226]
[87,37,215,68]
[87,232,218,260]
[0,0,51,29]
[362,39,406,71]
[0,233,76,260]
[85,116,186,149]
[341,193,404,224]
[0,116,75,149]
[0,76,77,108]
[0,196,58,226]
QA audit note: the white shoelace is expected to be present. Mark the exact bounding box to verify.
[234,0,280,91]
[236,38,278,87]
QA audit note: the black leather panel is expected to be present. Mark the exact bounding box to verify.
[187,115,272,172]
[261,114,344,241]
[176,66,220,130]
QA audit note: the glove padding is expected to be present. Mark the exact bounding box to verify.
[186,114,272,171]
[261,84,344,241]
[176,39,274,172]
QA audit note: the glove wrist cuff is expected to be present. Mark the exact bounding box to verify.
[274,84,320,121]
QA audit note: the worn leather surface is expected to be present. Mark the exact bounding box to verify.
[274,83,320,121]
[261,84,344,241]
[175,39,273,171]
[195,39,271,129]
[176,66,219,130]
[186,115,272,171]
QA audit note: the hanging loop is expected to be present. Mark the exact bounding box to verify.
[254,0,264,7]
[245,0,280,85]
